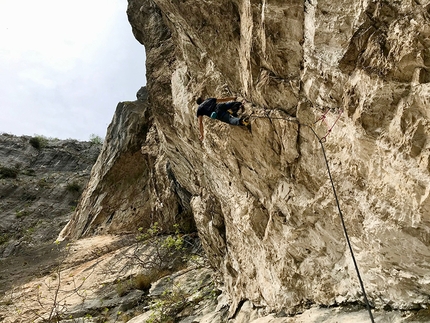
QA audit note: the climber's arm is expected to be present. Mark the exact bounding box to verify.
[216,96,237,103]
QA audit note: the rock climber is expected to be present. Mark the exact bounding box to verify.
[196,96,248,141]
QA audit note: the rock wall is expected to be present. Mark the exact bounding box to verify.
[60,87,195,239]
[64,0,430,318]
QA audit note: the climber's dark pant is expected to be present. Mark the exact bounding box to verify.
[217,112,241,125]
[215,102,242,125]
[216,102,242,115]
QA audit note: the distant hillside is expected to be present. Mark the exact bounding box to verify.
[0,133,101,292]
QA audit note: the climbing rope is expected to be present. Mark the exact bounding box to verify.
[308,126,375,323]
[248,108,375,323]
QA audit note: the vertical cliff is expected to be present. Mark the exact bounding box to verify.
[62,0,430,319]
[60,88,195,239]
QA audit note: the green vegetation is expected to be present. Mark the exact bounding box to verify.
[29,135,48,150]
[146,277,219,323]
[115,223,187,298]
[137,223,183,246]
[16,209,30,218]
[0,166,19,179]
[113,223,208,322]
[136,223,186,271]
[22,223,39,241]
[147,284,190,323]
[89,134,103,145]
[129,224,214,322]
[0,233,9,246]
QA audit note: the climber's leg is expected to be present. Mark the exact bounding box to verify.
[217,112,241,125]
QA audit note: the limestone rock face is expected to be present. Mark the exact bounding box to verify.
[65,0,430,318]
[61,87,195,239]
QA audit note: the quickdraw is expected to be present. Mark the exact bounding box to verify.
[315,108,344,142]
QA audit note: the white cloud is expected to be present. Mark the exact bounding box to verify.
[0,0,146,140]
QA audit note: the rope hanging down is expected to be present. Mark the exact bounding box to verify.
[249,109,375,323]
[309,127,375,323]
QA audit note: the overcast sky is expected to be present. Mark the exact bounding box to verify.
[0,0,146,141]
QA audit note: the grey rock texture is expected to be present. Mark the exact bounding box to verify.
[61,0,430,320]
[0,134,100,292]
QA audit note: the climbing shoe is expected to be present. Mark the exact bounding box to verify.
[240,116,250,126]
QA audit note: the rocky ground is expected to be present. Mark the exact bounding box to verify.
[0,228,220,323]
